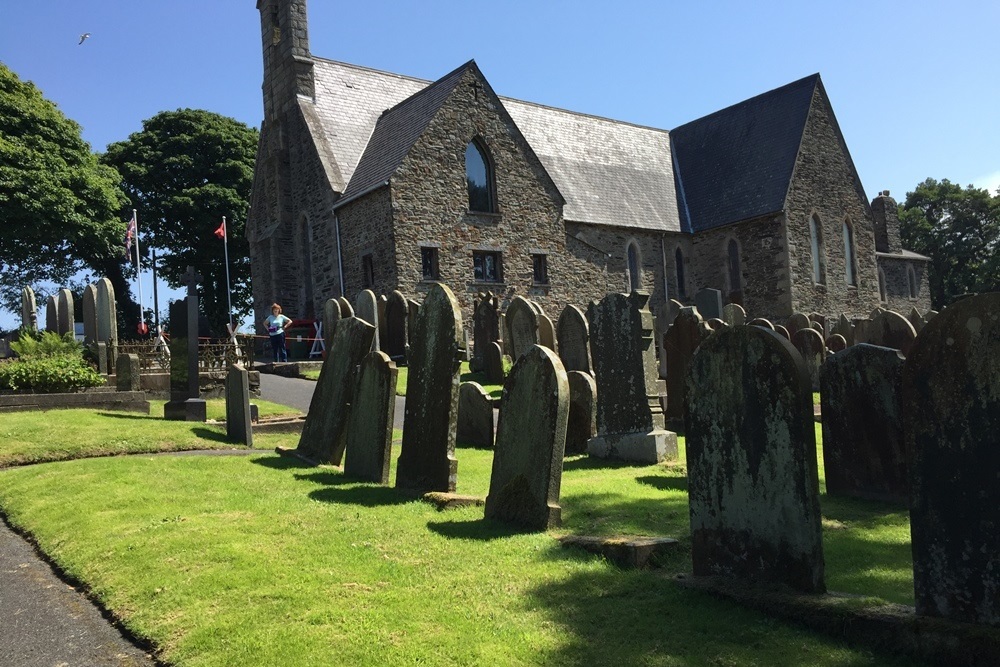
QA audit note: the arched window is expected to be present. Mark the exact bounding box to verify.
[878,268,888,303]
[674,246,686,298]
[907,264,918,299]
[627,241,641,292]
[843,220,857,286]
[726,238,741,296]
[465,140,495,213]
[810,214,826,284]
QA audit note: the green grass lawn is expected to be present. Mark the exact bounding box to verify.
[0,408,919,666]
[304,362,504,399]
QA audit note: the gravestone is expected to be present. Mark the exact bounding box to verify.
[164,268,207,422]
[338,297,354,318]
[485,341,505,385]
[773,324,791,340]
[791,327,825,391]
[565,370,596,455]
[383,291,408,361]
[322,298,342,351]
[747,317,774,331]
[292,317,376,464]
[686,326,824,593]
[705,318,726,331]
[96,278,118,371]
[396,284,463,494]
[537,313,557,353]
[721,303,746,327]
[82,284,98,344]
[457,381,494,449]
[786,312,811,337]
[809,312,826,333]
[55,288,74,337]
[588,292,677,463]
[505,296,539,361]
[853,318,872,345]
[45,296,57,332]
[869,310,917,356]
[407,299,420,355]
[820,344,906,503]
[116,353,141,392]
[471,292,500,372]
[343,351,398,484]
[20,286,37,331]
[377,294,388,349]
[225,363,253,447]
[694,288,723,321]
[354,289,380,351]
[831,314,854,346]
[95,341,108,375]
[655,300,683,380]
[556,304,592,374]
[904,292,1000,625]
[664,307,706,425]
[485,345,569,530]
[825,334,847,353]
[907,306,924,334]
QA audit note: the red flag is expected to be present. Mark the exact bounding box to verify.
[213,219,226,240]
[124,214,137,258]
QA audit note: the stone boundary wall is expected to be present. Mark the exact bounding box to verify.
[0,391,150,414]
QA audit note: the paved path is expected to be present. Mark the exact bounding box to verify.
[0,519,156,667]
[259,371,406,430]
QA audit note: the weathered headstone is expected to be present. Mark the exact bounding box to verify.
[655,299,683,332]
[384,291,408,361]
[343,351,398,484]
[163,272,207,422]
[820,344,906,503]
[853,318,872,345]
[322,298,342,351]
[694,288,723,321]
[291,316,376,464]
[457,381,494,449]
[485,341,505,385]
[55,288,74,337]
[786,312,811,337]
[338,296,354,318]
[825,334,847,353]
[556,304,592,374]
[505,296,539,361]
[377,294,388,350]
[354,289,380,351]
[705,318,726,331]
[831,314,854,346]
[869,310,917,356]
[686,326,824,593]
[45,295,57,332]
[565,370,596,455]
[588,292,677,462]
[471,292,500,372]
[485,345,569,530]
[791,327,825,391]
[721,303,746,327]
[96,278,117,371]
[809,312,826,333]
[907,306,924,334]
[396,284,463,494]
[664,306,706,425]
[82,284,98,344]
[537,312,557,353]
[747,317,774,331]
[116,353,141,392]
[20,286,37,331]
[774,324,791,340]
[95,341,108,375]
[904,292,1000,625]
[225,363,253,447]
[406,299,420,355]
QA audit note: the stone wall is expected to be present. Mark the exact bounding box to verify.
[336,188,397,300]
[571,224,668,309]
[878,255,932,314]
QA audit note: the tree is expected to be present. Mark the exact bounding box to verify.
[102,109,259,336]
[0,62,129,318]
[899,178,1000,309]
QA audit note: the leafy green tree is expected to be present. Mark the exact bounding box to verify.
[0,62,129,318]
[899,178,1000,309]
[102,109,259,336]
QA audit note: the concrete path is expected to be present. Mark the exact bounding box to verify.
[258,371,406,430]
[0,519,155,667]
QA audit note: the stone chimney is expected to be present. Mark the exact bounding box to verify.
[871,190,901,254]
[257,0,315,120]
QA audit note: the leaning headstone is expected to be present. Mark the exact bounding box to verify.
[82,284,98,344]
[663,306,706,425]
[45,295,58,332]
[163,271,207,422]
[290,317,375,464]
[343,351,398,484]
[588,292,677,463]
[471,292,500,372]
[354,289,380,351]
[786,312,811,337]
[556,304,592,374]
[686,326,824,593]
[457,382,494,449]
[485,345,569,530]
[55,288,74,337]
[821,344,906,503]
[869,310,917,356]
[565,370,596,455]
[485,341,505,385]
[505,296,539,361]
[721,303,746,327]
[791,327,825,391]
[225,363,253,447]
[537,312,557,353]
[825,334,847,353]
[116,353,141,392]
[904,292,1000,625]
[396,284,463,494]
[747,317,774,331]
[20,286,37,331]
[383,291,408,361]
[694,288,723,321]
[338,296,354,318]
[322,298,342,351]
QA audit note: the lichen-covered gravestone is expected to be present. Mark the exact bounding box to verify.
[694,288,723,321]
[471,292,500,372]
[791,327,825,391]
[663,306,706,425]
[396,283,463,494]
[343,351,398,484]
[354,289,380,351]
[820,344,906,503]
[869,310,917,356]
[556,304,592,374]
[82,284,98,344]
[904,292,1000,625]
[721,303,746,327]
[116,353,142,392]
[686,326,825,593]
[225,363,253,447]
[565,370,596,455]
[457,381,494,449]
[383,291,408,361]
[20,286,37,331]
[505,296,539,361]
[587,292,677,463]
[485,345,569,530]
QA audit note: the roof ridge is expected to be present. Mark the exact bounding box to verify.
[672,73,820,132]
[500,96,670,135]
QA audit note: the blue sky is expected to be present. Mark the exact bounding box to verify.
[2,0,998,328]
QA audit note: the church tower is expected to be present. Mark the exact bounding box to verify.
[257,0,315,120]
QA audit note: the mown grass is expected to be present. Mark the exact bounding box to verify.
[304,361,504,399]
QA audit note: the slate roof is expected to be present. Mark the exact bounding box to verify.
[670,74,820,233]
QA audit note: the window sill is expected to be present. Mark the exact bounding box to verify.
[466,211,502,220]
[470,281,506,288]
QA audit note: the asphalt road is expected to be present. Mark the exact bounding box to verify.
[258,371,407,430]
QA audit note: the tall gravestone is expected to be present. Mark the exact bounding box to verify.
[396,284,463,494]
[45,295,58,332]
[820,344,907,503]
[225,363,253,447]
[457,381,494,449]
[96,278,118,372]
[485,345,569,530]
[377,294,388,349]
[164,268,207,422]
[694,288,723,321]
[82,284,98,344]
[663,307,706,425]
[116,353,142,392]
[20,286,37,331]
[904,292,1000,625]
[354,289,380,351]
[505,296,539,361]
[471,292,500,372]
[289,317,376,464]
[407,299,420,356]
[556,304,592,374]
[587,292,677,463]
[869,310,917,356]
[55,288,74,337]
[384,291,408,361]
[791,327,825,391]
[565,370,596,455]
[485,341,505,385]
[537,312,557,353]
[338,297,354,318]
[686,326,824,593]
[343,351,398,484]
[322,298,342,351]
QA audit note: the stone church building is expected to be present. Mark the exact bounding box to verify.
[247,0,931,332]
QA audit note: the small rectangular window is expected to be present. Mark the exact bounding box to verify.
[532,254,549,284]
[473,250,502,283]
[421,247,439,281]
[362,254,374,288]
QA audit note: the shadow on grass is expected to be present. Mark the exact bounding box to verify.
[250,455,316,471]
[635,474,688,492]
[561,456,653,472]
[561,492,689,539]
[426,517,535,541]
[309,485,412,507]
[190,428,232,444]
[96,412,159,421]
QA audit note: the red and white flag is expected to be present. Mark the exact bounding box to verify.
[124,213,137,259]
[213,219,226,240]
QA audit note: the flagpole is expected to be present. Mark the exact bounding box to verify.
[222,216,233,333]
[133,208,146,333]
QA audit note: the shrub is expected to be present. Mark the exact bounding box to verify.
[11,330,82,359]
[0,354,105,393]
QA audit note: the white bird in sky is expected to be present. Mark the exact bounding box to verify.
[79,33,91,45]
